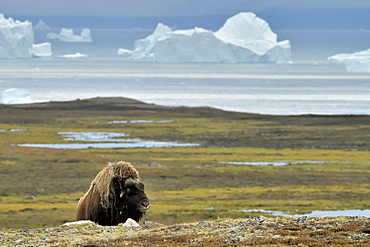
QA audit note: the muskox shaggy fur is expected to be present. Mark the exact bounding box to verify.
[76,161,149,226]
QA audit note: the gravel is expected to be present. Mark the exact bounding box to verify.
[0,216,369,246]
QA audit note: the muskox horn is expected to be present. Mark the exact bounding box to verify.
[76,161,149,226]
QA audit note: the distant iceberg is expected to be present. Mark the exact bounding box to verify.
[56,52,89,59]
[0,88,32,104]
[118,12,291,63]
[33,19,50,30]
[32,42,52,58]
[0,14,34,59]
[328,48,370,73]
[117,48,133,58]
[47,28,92,42]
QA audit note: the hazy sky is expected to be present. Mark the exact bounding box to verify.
[1,0,369,29]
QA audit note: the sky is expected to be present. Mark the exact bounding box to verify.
[1,0,369,29]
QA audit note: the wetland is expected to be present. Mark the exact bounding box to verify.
[0,97,369,230]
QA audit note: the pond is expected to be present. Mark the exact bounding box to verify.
[219,161,333,166]
[18,131,199,149]
[107,120,174,124]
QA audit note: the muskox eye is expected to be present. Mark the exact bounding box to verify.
[126,188,131,194]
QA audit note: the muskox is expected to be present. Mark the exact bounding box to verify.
[76,161,149,226]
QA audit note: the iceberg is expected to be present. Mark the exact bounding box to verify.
[32,42,52,58]
[0,88,32,104]
[47,28,92,42]
[33,19,50,30]
[0,14,34,59]
[117,48,133,58]
[119,12,291,63]
[46,32,59,40]
[328,48,370,73]
[56,52,89,59]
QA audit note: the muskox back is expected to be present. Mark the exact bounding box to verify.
[76,161,149,226]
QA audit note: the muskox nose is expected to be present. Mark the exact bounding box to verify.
[141,199,150,210]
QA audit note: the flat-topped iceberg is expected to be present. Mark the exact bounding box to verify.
[328,48,370,73]
[47,28,92,42]
[0,88,32,104]
[119,12,291,63]
[56,52,89,59]
[32,42,52,58]
[0,14,34,59]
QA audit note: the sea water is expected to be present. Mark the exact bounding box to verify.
[0,29,369,115]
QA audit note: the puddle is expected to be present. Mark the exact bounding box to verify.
[220,161,333,167]
[108,120,174,124]
[60,131,132,142]
[18,131,199,149]
[238,209,370,217]
[0,129,29,132]
[18,141,198,149]
[221,161,289,166]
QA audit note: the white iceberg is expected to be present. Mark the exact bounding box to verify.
[47,28,92,42]
[46,32,59,40]
[328,48,370,73]
[0,88,32,104]
[32,42,52,58]
[56,52,89,59]
[117,48,133,58]
[0,14,34,59]
[33,19,50,30]
[119,12,291,63]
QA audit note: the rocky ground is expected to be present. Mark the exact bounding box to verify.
[1,98,370,246]
[1,216,369,246]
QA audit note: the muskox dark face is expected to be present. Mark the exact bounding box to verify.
[113,177,150,224]
[76,161,149,226]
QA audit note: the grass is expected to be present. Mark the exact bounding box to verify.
[0,98,369,229]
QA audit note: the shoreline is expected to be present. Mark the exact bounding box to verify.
[4,96,370,117]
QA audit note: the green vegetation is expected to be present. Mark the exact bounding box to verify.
[0,98,369,229]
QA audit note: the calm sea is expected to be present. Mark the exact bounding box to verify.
[0,29,369,115]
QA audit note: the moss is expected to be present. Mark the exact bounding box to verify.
[0,99,370,229]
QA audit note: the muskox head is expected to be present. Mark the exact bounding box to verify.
[114,177,149,223]
[76,161,149,226]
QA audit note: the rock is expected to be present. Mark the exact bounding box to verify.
[296,216,308,224]
[149,161,162,167]
[62,220,95,226]
[143,221,167,229]
[121,218,142,229]
[197,221,211,227]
